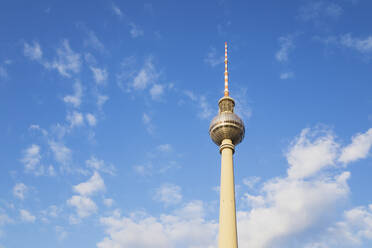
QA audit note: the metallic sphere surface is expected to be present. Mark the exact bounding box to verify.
[209,112,245,146]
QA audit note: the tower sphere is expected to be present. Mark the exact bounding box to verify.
[209,96,245,146]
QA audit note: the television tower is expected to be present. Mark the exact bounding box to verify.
[209,42,245,248]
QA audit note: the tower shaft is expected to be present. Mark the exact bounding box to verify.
[218,139,238,248]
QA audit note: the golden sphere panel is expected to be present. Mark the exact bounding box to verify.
[209,112,245,146]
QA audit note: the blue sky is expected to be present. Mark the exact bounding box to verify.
[1,0,372,247]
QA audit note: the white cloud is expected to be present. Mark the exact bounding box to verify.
[97,203,217,248]
[199,96,213,119]
[91,67,108,85]
[237,171,350,248]
[150,84,164,100]
[340,34,372,54]
[153,184,182,206]
[49,140,71,166]
[280,71,294,80]
[13,183,28,200]
[66,111,84,128]
[204,47,224,67]
[232,87,252,121]
[20,209,36,223]
[132,58,158,90]
[21,144,54,176]
[133,164,153,177]
[286,128,339,179]
[104,198,114,207]
[0,213,12,226]
[303,204,372,247]
[40,205,61,221]
[111,3,123,17]
[242,176,261,189]
[48,165,56,176]
[86,156,115,175]
[241,193,265,208]
[55,226,68,240]
[276,35,294,63]
[24,42,43,61]
[63,81,83,107]
[29,124,48,136]
[67,195,97,219]
[129,22,144,38]
[84,52,97,64]
[46,40,81,77]
[339,128,372,164]
[73,171,105,196]
[184,91,213,119]
[142,113,154,134]
[21,144,42,174]
[97,94,109,109]
[174,200,206,219]
[85,113,97,126]
[84,30,105,52]
[299,1,343,22]
[157,144,172,153]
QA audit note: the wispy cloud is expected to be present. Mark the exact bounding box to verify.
[45,40,81,77]
[49,140,72,166]
[85,113,97,126]
[24,41,43,61]
[55,226,68,240]
[86,156,115,175]
[84,29,105,53]
[21,144,42,174]
[157,144,172,153]
[299,1,343,23]
[117,56,168,101]
[184,91,213,119]
[97,94,109,109]
[90,67,108,85]
[340,34,372,54]
[153,184,182,206]
[111,3,123,18]
[66,111,84,128]
[20,209,36,223]
[315,33,372,57]
[129,22,144,38]
[13,183,28,200]
[149,84,164,100]
[132,57,158,90]
[63,81,83,107]
[280,71,294,80]
[103,198,114,207]
[276,35,294,63]
[204,47,224,67]
[142,112,154,134]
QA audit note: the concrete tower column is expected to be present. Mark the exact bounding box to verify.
[219,138,238,248]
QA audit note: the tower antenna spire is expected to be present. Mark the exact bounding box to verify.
[224,42,229,97]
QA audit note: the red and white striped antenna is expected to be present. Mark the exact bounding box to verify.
[224,42,229,97]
